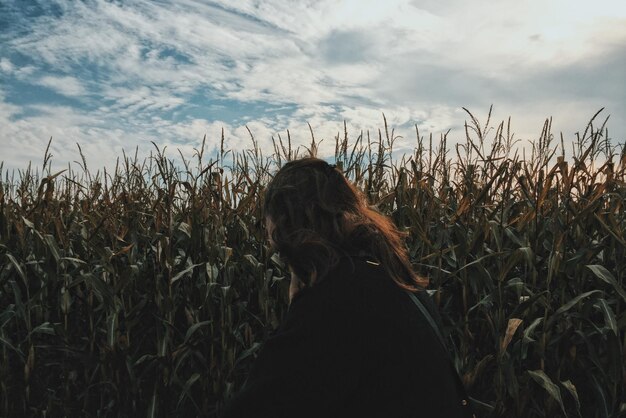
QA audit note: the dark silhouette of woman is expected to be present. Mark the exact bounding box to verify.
[223,157,474,418]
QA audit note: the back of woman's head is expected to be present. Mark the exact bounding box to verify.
[263,157,426,290]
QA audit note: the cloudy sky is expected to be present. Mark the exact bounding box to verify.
[1,0,625,173]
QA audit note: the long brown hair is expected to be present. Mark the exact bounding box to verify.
[263,157,427,291]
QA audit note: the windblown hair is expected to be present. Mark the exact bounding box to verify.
[263,157,427,291]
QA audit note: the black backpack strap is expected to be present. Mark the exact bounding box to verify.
[405,291,476,418]
[358,259,476,416]
[406,291,448,349]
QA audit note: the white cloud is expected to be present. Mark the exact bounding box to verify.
[9,0,625,106]
[0,0,624,172]
[0,58,14,74]
[0,90,21,134]
[37,75,87,97]
[104,86,185,114]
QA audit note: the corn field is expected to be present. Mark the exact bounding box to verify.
[1,109,625,417]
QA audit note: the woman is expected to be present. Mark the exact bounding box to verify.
[222,158,473,418]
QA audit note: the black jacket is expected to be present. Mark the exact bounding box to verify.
[222,256,473,418]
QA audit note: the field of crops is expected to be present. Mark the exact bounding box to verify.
[1,110,625,417]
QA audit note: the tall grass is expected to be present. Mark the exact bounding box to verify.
[0,109,624,417]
